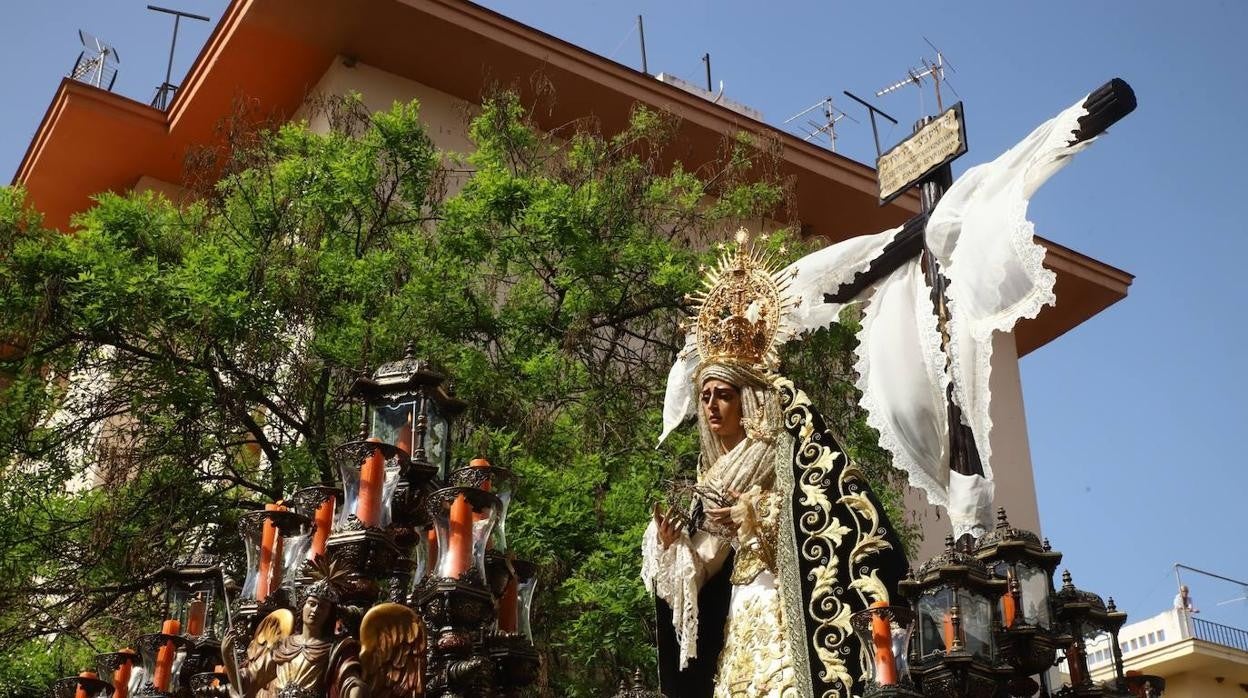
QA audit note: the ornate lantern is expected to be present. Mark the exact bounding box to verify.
[849,604,920,697]
[427,485,501,584]
[94,650,142,698]
[974,509,1064,695]
[236,506,313,622]
[157,554,229,684]
[349,346,466,479]
[1052,571,1130,696]
[898,536,1007,698]
[450,460,517,551]
[52,672,114,698]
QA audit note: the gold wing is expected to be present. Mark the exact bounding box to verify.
[360,603,427,698]
[238,609,293,698]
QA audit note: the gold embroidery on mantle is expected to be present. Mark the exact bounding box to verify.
[773,377,896,698]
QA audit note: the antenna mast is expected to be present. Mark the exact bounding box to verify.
[147,5,211,110]
[875,39,959,116]
[784,97,857,152]
[69,30,121,91]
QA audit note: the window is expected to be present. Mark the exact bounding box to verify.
[1130,638,1139,650]
[1147,632,1156,644]
[1157,629,1165,642]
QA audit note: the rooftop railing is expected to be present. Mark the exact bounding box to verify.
[1192,616,1248,653]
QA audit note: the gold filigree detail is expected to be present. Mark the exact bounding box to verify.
[687,229,798,371]
[714,585,800,697]
[773,376,897,698]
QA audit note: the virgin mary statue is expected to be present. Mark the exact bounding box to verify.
[642,233,909,698]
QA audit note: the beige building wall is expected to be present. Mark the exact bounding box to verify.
[904,331,1042,562]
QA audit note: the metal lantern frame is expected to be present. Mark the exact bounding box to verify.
[1052,571,1131,697]
[898,536,1008,698]
[974,509,1065,695]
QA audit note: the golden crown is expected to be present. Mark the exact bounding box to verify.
[685,229,798,370]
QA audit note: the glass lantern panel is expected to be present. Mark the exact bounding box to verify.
[169,584,217,639]
[517,573,539,642]
[279,530,313,593]
[1018,563,1052,628]
[406,525,432,597]
[426,402,450,477]
[240,535,260,601]
[960,591,995,661]
[337,453,403,530]
[431,492,498,583]
[916,587,954,657]
[371,399,419,454]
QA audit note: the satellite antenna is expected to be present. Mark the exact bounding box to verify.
[69,29,121,91]
[784,97,858,152]
[147,5,211,110]
[875,38,960,116]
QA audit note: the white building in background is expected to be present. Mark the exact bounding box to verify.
[1074,607,1248,697]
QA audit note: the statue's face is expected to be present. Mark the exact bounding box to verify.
[302,594,331,635]
[701,379,745,446]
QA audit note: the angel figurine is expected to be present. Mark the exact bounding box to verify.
[223,558,426,698]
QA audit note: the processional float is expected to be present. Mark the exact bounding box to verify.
[56,348,539,698]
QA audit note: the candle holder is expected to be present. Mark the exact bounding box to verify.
[898,536,1007,698]
[426,486,501,585]
[449,463,517,551]
[135,631,192,697]
[235,508,313,631]
[487,631,542,696]
[288,485,343,563]
[52,674,115,698]
[850,605,921,697]
[974,509,1064,695]
[333,438,406,532]
[95,651,143,698]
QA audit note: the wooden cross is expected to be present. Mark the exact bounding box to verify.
[824,79,1137,526]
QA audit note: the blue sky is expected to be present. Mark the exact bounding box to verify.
[3,2,1246,628]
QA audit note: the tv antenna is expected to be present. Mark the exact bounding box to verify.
[875,38,960,115]
[148,5,211,110]
[69,30,121,91]
[784,97,858,152]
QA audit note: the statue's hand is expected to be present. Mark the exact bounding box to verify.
[651,503,681,549]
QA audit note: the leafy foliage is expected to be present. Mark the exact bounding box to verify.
[0,92,913,696]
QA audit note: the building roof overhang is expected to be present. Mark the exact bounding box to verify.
[11,0,1132,356]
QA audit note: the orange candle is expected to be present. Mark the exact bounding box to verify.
[111,650,134,698]
[356,438,386,528]
[185,593,206,637]
[153,619,181,692]
[212,665,225,688]
[445,493,473,578]
[870,601,897,685]
[426,528,439,575]
[498,571,519,633]
[943,612,957,652]
[998,586,1018,631]
[308,496,335,560]
[397,413,413,455]
[255,503,285,602]
[74,671,98,698]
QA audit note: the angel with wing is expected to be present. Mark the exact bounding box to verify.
[223,558,426,698]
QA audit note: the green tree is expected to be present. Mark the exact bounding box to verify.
[0,91,913,696]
